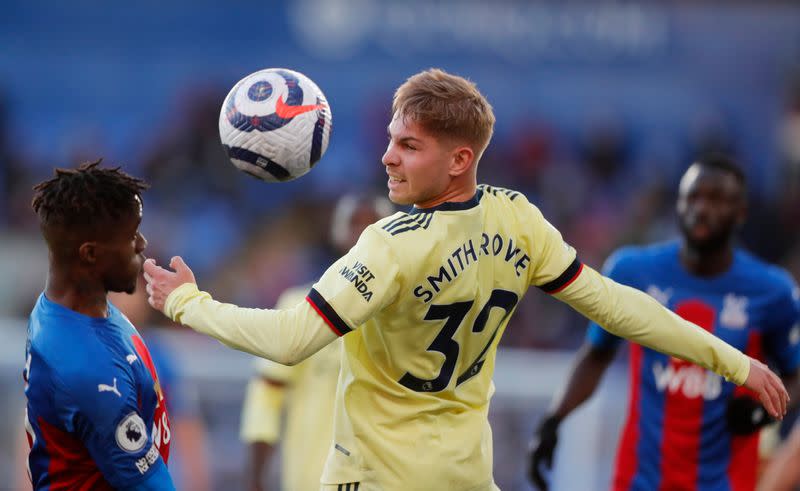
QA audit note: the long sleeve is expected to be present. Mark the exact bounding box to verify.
[164,283,336,366]
[553,264,751,385]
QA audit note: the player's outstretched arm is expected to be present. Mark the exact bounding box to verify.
[528,343,615,491]
[143,257,337,365]
[551,264,789,419]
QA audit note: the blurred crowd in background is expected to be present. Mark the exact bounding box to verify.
[3,1,800,489]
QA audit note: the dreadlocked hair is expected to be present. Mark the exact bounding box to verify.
[32,159,149,229]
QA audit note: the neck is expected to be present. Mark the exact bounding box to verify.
[414,179,477,209]
[46,263,108,318]
[679,239,734,277]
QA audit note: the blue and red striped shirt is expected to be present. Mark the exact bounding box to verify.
[588,241,800,491]
[24,293,174,490]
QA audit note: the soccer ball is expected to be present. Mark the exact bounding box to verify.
[219,68,332,182]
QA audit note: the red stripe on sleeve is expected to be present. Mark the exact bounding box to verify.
[549,263,584,294]
[306,296,344,337]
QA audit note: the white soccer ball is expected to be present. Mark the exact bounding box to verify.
[219,68,332,182]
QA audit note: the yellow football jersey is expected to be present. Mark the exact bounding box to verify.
[166,184,749,490]
[240,285,342,491]
[308,185,577,491]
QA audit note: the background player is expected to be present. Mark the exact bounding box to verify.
[529,155,800,491]
[25,161,175,490]
[143,69,787,491]
[239,194,392,491]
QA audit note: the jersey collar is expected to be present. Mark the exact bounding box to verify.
[409,189,483,215]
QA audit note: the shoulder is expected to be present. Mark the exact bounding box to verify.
[29,311,107,381]
[477,184,533,216]
[376,210,435,237]
[34,325,132,401]
[735,250,799,296]
[602,241,678,276]
[477,184,544,230]
[477,184,525,203]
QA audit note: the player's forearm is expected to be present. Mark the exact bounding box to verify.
[554,265,750,385]
[164,283,336,365]
[550,344,615,421]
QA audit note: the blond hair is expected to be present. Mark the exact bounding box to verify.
[393,68,495,160]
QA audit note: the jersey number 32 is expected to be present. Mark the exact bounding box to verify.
[400,289,519,392]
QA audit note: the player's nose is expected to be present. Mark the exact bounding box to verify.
[688,197,713,221]
[137,232,148,253]
[382,143,398,167]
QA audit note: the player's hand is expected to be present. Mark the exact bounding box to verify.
[143,256,196,313]
[726,395,774,435]
[743,357,788,420]
[528,414,560,491]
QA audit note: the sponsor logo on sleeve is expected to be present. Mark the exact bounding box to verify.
[116,412,147,453]
[135,443,160,474]
[338,260,375,301]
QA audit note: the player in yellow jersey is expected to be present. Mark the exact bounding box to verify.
[240,195,392,491]
[143,68,789,491]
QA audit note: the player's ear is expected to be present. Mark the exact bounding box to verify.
[78,241,99,264]
[449,145,474,177]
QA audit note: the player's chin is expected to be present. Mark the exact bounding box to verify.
[107,279,137,295]
[121,269,142,294]
[686,233,727,253]
[387,189,413,206]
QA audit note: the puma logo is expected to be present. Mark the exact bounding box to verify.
[98,377,121,397]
